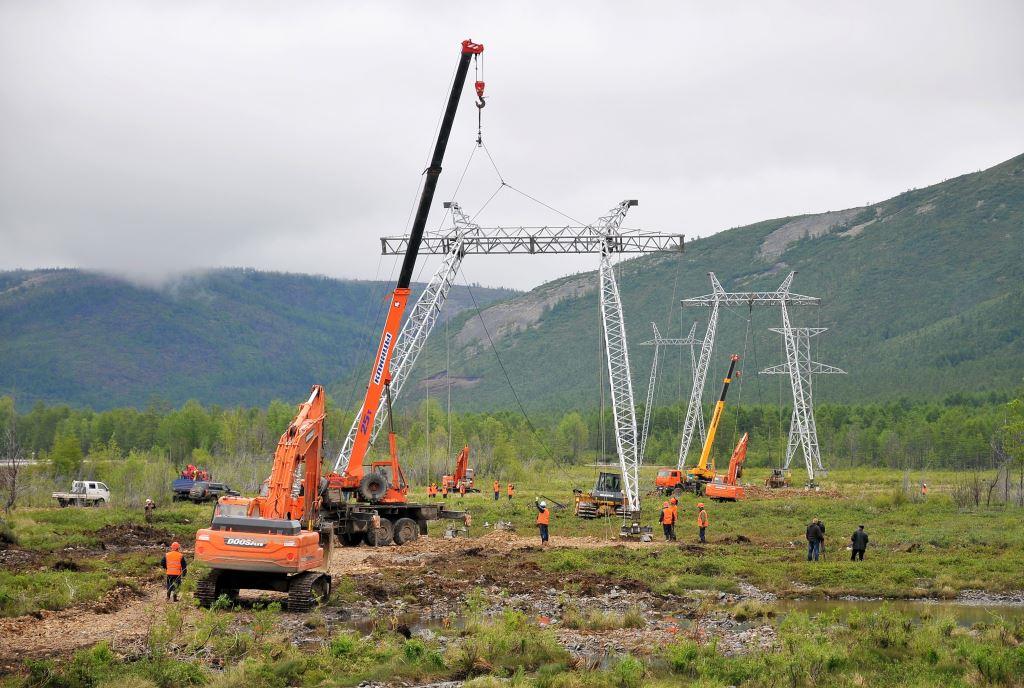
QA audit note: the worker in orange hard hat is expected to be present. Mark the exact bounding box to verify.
[660,500,676,541]
[493,479,500,501]
[161,541,187,602]
[696,503,709,544]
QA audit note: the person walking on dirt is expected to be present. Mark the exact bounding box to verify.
[144,498,156,524]
[162,541,187,601]
[536,499,550,546]
[806,518,823,561]
[696,503,709,543]
[507,483,515,501]
[493,480,500,501]
[850,525,869,560]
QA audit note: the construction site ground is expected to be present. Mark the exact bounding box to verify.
[2,466,1023,686]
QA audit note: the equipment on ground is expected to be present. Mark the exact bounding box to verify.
[705,433,749,501]
[441,445,477,493]
[765,468,792,489]
[52,480,110,507]
[321,39,482,546]
[195,386,332,610]
[574,471,625,519]
[686,355,740,492]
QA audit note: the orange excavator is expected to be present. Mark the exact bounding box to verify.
[705,433,749,501]
[441,445,476,493]
[194,386,332,610]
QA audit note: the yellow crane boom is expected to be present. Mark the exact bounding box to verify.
[688,355,740,482]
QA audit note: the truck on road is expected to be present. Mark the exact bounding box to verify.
[53,481,111,507]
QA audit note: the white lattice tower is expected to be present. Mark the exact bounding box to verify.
[760,326,845,481]
[638,321,700,463]
[596,201,642,514]
[677,272,819,470]
[334,203,479,471]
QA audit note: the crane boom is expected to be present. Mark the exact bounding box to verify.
[337,39,484,492]
[688,355,739,482]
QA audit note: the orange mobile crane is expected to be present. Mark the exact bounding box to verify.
[320,39,484,547]
[195,386,332,610]
[705,432,749,501]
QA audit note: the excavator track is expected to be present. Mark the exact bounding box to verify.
[288,572,330,613]
[196,571,221,608]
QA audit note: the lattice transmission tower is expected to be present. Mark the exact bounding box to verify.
[677,272,819,470]
[638,321,701,464]
[338,200,682,520]
[760,327,845,483]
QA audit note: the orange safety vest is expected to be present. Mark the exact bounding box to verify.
[459,484,466,495]
[922,485,928,495]
[697,509,709,527]
[507,484,515,496]
[165,550,183,576]
[493,481,500,492]
[660,504,674,525]
[536,508,550,525]
[441,485,448,495]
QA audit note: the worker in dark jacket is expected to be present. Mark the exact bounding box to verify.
[162,541,187,601]
[806,519,823,561]
[850,525,869,560]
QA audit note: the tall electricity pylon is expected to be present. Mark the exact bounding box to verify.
[678,272,818,470]
[355,201,682,520]
[638,321,701,464]
[760,327,845,483]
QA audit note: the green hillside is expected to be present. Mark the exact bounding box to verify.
[0,269,516,409]
[415,153,1024,410]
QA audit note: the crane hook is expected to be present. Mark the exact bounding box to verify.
[475,80,486,109]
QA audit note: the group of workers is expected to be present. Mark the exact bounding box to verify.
[660,497,710,543]
[806,518,871,561]
[180,465,210,481]
[425,481,516,500]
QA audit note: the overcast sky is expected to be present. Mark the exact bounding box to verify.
[1,1,1022,290]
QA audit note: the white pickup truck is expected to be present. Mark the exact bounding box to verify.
[52,480,111,507]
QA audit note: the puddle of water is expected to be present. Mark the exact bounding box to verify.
[774,598,1024,627]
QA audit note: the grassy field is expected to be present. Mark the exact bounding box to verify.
[2,466,1024,686]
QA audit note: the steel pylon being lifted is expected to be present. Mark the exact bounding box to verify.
[760,327,845,483]
[678,272,819,470]
[373,199,681,520]
[334,202,479,472]
[638,321,702,464]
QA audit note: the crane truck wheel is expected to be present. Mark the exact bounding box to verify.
[358,473,389,502]
[393,517,419,545]
[365,517,394,546]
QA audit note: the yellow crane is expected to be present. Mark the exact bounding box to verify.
[687,355,740,487]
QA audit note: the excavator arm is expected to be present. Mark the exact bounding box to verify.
[252,385,326,524]
[725,433,748,485]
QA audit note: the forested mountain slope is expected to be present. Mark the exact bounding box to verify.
[416,153,1024,410]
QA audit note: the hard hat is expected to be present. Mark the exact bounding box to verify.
[170,541,180,551]
[697,502,705,508]
[539,500,547,508]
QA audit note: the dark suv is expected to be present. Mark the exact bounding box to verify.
[188,481,239,503]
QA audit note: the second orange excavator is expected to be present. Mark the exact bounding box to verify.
[705,432,749,501]
[441,445,477,493]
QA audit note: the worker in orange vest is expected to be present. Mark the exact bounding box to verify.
[536,499,550,545]
[493,479,500,501]
[458,482,466,498]
[921,483,928,498]
[660,500,676,541]
[428,483,437,499]
[696,503,709,543]
[507,483,515,501]
[161,541,187,602]
[441,483,449,499]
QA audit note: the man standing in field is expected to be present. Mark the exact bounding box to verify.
[661,500,675,541]
[493,479,500,501]
[806,518,823,561]
[144,498,156,523]
[507,483,515,501]
[536,499,550,546]
[696,502,709,543]
[161,541,187,601]
[851,525,869,560]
